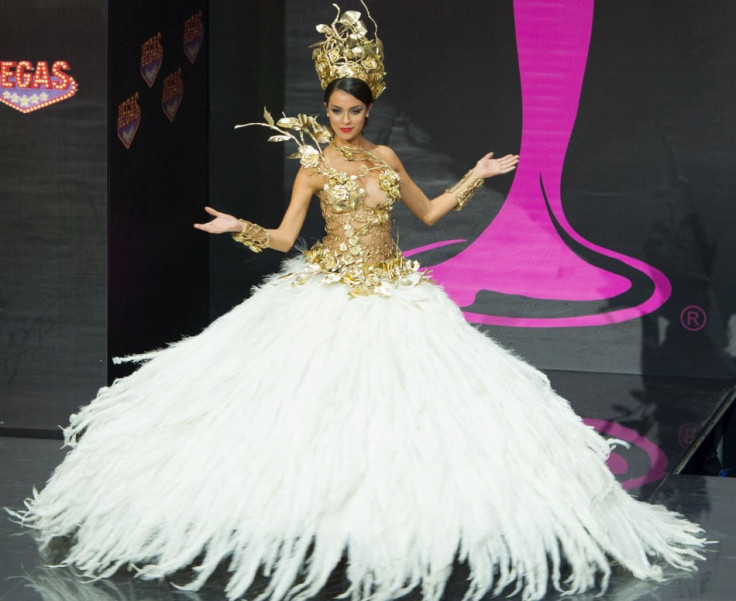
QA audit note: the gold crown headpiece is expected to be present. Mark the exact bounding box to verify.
[311,3,386,100]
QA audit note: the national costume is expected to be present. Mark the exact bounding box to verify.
[12,5,706,601]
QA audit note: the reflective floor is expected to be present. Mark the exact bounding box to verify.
[547,370,732,498]
[1,435,734,601]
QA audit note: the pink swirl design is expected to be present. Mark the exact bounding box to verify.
[416,0,671,328]
[583,418,669,490]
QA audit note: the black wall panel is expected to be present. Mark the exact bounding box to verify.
[108,0,209,381]
[0,0,107,431]
[208,0,285,318]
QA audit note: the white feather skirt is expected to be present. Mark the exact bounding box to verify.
[13,256,706,601]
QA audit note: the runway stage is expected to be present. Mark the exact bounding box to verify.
[3,2,736,599]
[2,370,735,601]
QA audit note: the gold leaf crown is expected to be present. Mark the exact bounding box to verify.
[311,3,386,100]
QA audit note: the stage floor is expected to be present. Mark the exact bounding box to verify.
[1,436,733,601]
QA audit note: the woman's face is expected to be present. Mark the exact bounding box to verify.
[325,88,370,145]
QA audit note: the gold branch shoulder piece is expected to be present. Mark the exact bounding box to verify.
[235,108,333,169]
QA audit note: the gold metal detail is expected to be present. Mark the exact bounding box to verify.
[311,3,387,99]
[231,220,270,253]
[447,169,484,211]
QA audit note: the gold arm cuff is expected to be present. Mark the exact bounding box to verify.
[231,219,270,253]
[446,169,484,211]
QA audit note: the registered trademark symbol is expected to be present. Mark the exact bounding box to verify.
[680,305,707,332]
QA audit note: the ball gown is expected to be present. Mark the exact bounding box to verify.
[12,129,706,601]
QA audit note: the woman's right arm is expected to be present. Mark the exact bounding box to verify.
[194,166,321,252]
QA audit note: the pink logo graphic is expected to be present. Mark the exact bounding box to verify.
[411,0,672,328]
[583,418,668,490]
[680,305,707,332]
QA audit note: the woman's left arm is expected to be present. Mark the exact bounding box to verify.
[376,146,518,226]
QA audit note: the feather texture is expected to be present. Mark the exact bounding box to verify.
[11,257,706,601]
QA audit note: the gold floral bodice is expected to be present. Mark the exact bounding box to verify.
[238,111,424,296]
[296,145,422,295]
[317,145,398,265]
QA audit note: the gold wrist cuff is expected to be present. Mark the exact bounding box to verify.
[446,169,484,211]
[231,219,270,253]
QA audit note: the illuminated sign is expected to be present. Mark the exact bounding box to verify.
[0,60,78,113]
[162,68,183,122]
[141,32,163,88]
[117,92,141,149]
[183,12,204,64]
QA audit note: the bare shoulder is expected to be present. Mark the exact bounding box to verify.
[294,165,324,194]
[371,144,403,170]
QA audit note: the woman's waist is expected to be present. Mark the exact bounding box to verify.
[317,234,399,265]
[306,239,401,268]
[298,240,423,296]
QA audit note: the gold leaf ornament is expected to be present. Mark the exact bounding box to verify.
[263,107,274,126]
[338,10,361,28]
[299,147,321,169]
[276,116,300,129]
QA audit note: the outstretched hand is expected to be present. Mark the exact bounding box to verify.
[193,206,242,234]
[474,152,519,179]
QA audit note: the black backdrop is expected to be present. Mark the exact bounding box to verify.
[107,0,209,382]
[208,0,285,318]
[0,0,107,432]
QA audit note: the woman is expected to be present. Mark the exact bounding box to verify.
[195,78,518,252]
[14,5,705,601]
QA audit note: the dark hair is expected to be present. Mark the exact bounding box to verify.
[323,77,374,107]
